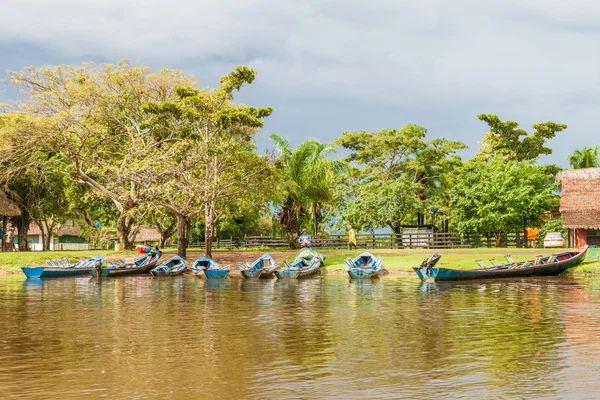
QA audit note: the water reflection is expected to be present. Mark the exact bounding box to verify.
[2,275,600,398]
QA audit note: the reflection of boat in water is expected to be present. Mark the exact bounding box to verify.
[345,252,383,279]
[24,278,44,288]
[204,278,230,290]
[413,246,589,282]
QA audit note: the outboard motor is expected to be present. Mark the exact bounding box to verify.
[94,258,103,281]
[420,253,442,277]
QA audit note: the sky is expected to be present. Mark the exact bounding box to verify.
[1,0,599,166]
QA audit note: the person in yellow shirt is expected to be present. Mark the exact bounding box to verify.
[526,227,540,248]
[347,225,357,250]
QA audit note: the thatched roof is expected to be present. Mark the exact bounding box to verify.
[0,190,20,217]
[556,168,600,229]
[28,220,84,237]
[133,225,161,243]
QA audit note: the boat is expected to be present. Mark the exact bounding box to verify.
[191,257,230,279]
[275,249,323,279]
[150,256,187,277]
[239,254,279,279]
[90,248,162,277]
[345,252,383,279]
[22,256,106,278]
[413,246,589,282]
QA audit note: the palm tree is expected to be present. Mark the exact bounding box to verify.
[567,146,600,169]
[271,134,342,247]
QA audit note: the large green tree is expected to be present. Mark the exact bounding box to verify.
[4,61,194,249]
[138,67,276,257]
[449,157,557,247]
[567,145,599,169]
[271,135,341,247]
[335,124,466,236]
[477,114,567,161]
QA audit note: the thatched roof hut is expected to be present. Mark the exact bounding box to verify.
[28,220,84,237]
[133,225,161,244]
[0,190,20,217]
[556,168,600,229]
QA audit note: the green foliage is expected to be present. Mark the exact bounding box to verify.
[477,114,567,161]
[271,135,342,246]
[449,157,558,246]
[567,145,599,169]
[335,124,466,233]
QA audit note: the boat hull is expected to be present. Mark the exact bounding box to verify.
[241,269,262,279]
[22,267,97,278]
[347,269,380,279]
[275,269,299,279]
[203,269,230,279]
[413,247,588,282]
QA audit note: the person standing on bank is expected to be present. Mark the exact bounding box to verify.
[347,225,357,250]
[298,228,312,248]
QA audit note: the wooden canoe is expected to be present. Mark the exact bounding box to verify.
[413,246,588,282]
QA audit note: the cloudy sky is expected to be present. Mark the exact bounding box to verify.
[1,0,599,166]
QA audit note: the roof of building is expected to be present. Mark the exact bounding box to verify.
[556,168,600,229]
[133,225,161,243]
[0,190,20,217]
[28,220,84,237]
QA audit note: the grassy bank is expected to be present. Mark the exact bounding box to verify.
[1,247,598,274]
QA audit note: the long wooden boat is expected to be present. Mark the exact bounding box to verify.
[150,256,187,277]
[413,246,589,282]
[22,256,106,278]
[345,252,383,279]
[191,257,230,279]
[90,250,162,277]
[239,254,279,279]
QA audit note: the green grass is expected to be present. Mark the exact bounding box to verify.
[0,249,136,273]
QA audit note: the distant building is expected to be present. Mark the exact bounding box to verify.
[132,225,162,246]
[556,168,600,247]
[27,221,89,251]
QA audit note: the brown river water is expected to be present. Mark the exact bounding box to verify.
[2,274,600,399]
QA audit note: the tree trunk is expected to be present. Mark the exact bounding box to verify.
[392,223,403,248]
[312,203,318,239]
[185,220,192,248]
[43,220,54,251]
[12,211,31,252]
[204,201,215,258]
[176,214,188,258]
[36,221,47,251]
[2,216,6,252]
[116,211,136,250]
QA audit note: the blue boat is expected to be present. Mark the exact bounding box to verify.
[345,252,383,279]
[191,257,230,279]
[90,249,162,277]
[413,246,589,282]
[239,254,279,279]
[22,256,106,278]
[150,256,186,277]
[275,255,321,280]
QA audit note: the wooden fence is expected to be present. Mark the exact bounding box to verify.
[187,231,529,250]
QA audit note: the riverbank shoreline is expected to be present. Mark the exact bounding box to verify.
[1,247,598,275]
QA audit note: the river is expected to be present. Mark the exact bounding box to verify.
[1,274,600,399]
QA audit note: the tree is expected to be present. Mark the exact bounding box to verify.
[477,114,567,161]
[449,157,557,247]
[567,145,599,169]
[5,61,195,249]
[335,124,466,237]
[271,135,342,247]
[138,67,276,257]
